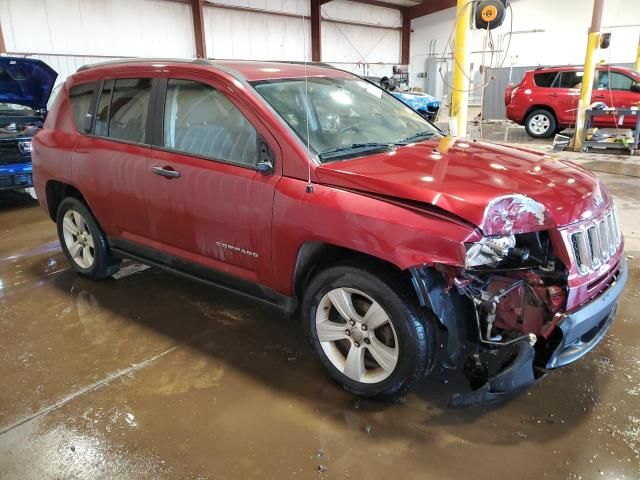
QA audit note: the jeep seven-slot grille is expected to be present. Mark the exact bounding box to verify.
[569,207,622,275]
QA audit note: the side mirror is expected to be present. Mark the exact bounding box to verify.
[631,83,640,94]
[256,137,274,174]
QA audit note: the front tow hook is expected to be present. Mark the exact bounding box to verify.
[449,339,537,408]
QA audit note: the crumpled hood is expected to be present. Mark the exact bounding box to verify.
[315,137,610,236]
[0,57,58,111]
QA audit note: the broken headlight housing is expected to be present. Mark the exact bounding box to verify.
[465,235,517,268]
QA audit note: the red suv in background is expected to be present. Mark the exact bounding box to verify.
[506,65,640,138]
[32,59,627,406]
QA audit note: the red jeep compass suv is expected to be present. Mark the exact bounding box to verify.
[506,65,640,138]
[32,59,627,405]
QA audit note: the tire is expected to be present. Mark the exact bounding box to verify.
[56,197,120,280]
[524,109,557,138]
[302,264,435,399]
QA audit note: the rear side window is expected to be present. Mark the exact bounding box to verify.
[68,82,96,132]
[94,78,152,143]
[555,71,584,89]
[162,79,257,166]
[533,72,557,87]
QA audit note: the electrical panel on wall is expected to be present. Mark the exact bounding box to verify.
[473,0,509,30]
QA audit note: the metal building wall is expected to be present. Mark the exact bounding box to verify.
[322,1,401,78]
[204,2,310,61]
[0,0,404,84]
[0,0,194,84]
[204,0,402,77]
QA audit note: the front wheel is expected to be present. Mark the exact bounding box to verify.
[302,265,435,399]
[56,197,120,280]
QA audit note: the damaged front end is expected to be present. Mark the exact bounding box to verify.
[411,229,572,407]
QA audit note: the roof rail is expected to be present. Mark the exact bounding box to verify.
[77,57,212,72]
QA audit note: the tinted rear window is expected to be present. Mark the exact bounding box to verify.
[555,71,584,89]
[533,72,558,87]
[69,82,96,132]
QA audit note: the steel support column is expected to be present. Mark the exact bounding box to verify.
[311,0,323,62]
[401,9,411,65]
[635,33,640,72]
[449,0,472,137]
[573,0,605,152]
[192,0,207,58]
[0,21,6,54]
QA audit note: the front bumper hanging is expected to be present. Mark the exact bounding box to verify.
[450,258,627,407]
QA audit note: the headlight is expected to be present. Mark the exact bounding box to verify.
[465,235,516,268]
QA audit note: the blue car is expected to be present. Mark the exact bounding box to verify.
[389,91,440,122]
[365,76,441,122]
[0,57,57,198]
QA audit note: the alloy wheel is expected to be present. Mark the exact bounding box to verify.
[528,114,551,135]
[315,287,399,384]
[62,210,95,269]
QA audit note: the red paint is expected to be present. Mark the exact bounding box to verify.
[32,60,623,334]
[506,65,640,130]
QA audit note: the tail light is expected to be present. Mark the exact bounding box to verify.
[504,84,516,106]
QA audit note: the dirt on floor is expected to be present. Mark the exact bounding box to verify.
[1,141,639,479]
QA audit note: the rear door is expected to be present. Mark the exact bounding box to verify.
[547,70,583,126]
[144,76,281,285]
[71,77,154,241]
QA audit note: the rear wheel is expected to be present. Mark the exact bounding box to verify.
[524,109,557,138]
[303,264,434,399]
[56,197,120,280]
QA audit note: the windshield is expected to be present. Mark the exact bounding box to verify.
[252,77,440,161]
[0,103,36,116]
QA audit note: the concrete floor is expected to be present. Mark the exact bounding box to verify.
[1,132,640,479]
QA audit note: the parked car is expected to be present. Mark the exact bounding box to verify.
[33,59,627,405]
[0,57,57,198]
[506,65,640,138]
[366,76,441,121]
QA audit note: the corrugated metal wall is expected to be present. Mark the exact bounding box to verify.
[204,1,310,61]
[1,0,403,84]
[322,1,400,77]
[481,66,531,121]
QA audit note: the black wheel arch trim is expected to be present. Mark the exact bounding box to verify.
[409,266,474,368]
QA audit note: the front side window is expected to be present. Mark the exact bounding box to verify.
[596,71,634,91]
[68,82,95,132]
[163,79,258,166]
[94,78,151,143]
[252,77,440,162]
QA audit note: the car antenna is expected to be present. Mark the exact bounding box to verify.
[301,3,314,193]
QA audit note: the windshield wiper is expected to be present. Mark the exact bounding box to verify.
[319,142,395,160]
[398,131,435,144]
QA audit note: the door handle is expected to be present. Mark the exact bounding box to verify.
[151,166,180,178]
[549,93,558,97]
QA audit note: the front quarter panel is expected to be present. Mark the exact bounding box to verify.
[270,177,477,295]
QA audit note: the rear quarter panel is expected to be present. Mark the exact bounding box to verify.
[32,81,78,214]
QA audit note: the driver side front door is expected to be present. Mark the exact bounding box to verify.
[144,77,282,286]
